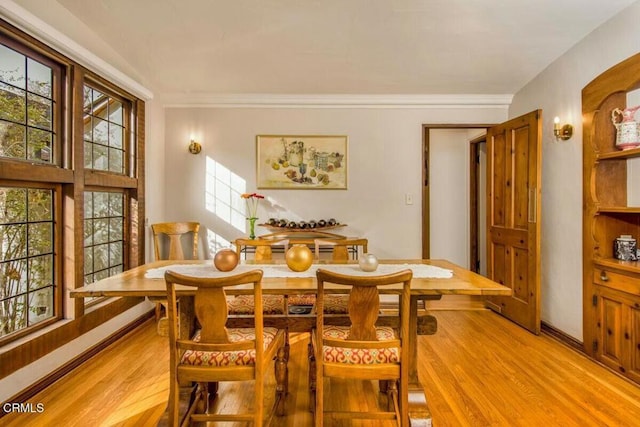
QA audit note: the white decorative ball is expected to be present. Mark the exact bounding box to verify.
[359,253,379,272]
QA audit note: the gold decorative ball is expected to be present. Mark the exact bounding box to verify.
[213,249,239,272]
[285,244,314,272]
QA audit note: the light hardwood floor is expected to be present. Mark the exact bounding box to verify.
[3,310,640,426]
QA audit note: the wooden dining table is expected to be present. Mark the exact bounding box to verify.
[70,258,511,425]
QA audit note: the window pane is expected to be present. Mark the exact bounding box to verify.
[28,286,53,323]
[0,224,27,260]
[94,218,108,244]
[108,123,123,148]
[83,191,125,306]
[27,93,52,130]
[93,117,108,145]
[28,188,52,221]
[94,243,108,271]
[0,44,26,89]
[109,192,123,216]
[1,187,27,223]
[0,295,27,337]
[93,192,109,217]
[84,219,93,247]
[27,128,52,163]
[1,259,28,294]
[109,148,123,173]
[0,120,26,159]
[109,241,122,265]
[109,100,123,125]
[110,217,123,240]
[83,115,93,142]
[84,141,92,168]
[83,87,92,112]
[0,82,26,123]
[92,143,107,171]
[29,255,53,290]
[28,223,52,256]
[26,58,52,98]
[92,89,105,113]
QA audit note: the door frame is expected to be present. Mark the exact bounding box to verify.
[421,124,493,260]
[469,134,487,273]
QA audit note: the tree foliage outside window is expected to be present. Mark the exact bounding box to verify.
[83,191,124,305]
[0,43,54,164]
[84,86,125,173]
[0,187,54,337]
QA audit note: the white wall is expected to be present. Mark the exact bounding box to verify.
[164,107,506,260]
[509,1,640,340]
[429,129,472,268]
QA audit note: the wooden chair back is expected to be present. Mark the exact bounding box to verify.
[234,238,289,261]
[313,267,412,426]
[151,221,199,260]
[165,269,266,362]
[313,238,368,261]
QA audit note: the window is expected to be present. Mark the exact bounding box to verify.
[83,190,124,305]
[0,43,58,164]
[0,185,55,337]
[0,19,144,347]
[83,85,125,173]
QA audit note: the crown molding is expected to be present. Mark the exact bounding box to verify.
[162,93,513,109]
[0,0,153,100]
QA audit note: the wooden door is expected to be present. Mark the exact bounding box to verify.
[485,110,542,334]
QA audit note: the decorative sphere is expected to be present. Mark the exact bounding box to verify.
[359,253,379,272]
[285,245,314,272]
[213,249,239,272]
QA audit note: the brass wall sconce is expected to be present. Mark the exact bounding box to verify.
[553,116,573,141]
[188,139,202,154]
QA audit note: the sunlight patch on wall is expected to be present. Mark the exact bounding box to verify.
[206,229,232,256]
[205,156,247,232]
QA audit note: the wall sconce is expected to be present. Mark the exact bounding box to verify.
[188,139,202,154]
[553,117,573,141]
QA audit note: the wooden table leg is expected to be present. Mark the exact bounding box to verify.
[407,296,440,426]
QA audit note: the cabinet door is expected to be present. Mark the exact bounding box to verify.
[628,303,640,383]
[596,287,626,373]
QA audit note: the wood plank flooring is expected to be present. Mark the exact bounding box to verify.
[3,309,640,426]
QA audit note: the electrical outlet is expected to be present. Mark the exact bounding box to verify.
[405,193,413,205]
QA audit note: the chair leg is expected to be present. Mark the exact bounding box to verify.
[387,379,401,421]
[275,346,288,416]
[308,341,316,413]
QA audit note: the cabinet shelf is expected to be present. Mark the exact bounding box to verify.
[597,207,640,214]
[597,147,640,160]
[593,257,640,274]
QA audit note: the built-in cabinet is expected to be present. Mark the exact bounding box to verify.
[583,52,640,384]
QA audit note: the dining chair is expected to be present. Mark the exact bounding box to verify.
[228,239,289,316]
[164,269,288,425]
[313,238,368,261]
[150,221,200,335]
[235,238,290,261]
[310,268,412,426]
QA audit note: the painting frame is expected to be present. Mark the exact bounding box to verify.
[256,135,348,189]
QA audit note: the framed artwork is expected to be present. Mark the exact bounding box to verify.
[256,135,348,189]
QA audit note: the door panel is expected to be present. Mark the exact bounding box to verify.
[486,110,542,334]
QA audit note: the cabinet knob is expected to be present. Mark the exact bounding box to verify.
[600,271,609,282]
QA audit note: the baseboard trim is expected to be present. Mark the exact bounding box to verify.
[541,321,584,353]
[2,310,154,413]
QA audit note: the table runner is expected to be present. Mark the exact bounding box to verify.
[145,263,453,279]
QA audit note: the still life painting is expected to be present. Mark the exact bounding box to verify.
[256,135,348,189]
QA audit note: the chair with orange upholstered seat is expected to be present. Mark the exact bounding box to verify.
[310,268,412,426]
[165,269,288,425]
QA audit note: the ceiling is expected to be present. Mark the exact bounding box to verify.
[45,0,637,96]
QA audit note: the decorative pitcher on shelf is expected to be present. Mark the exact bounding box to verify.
[611,105,640,150]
